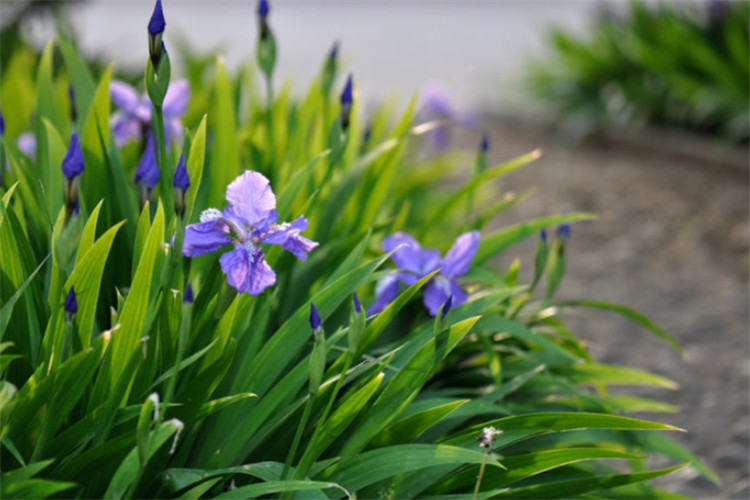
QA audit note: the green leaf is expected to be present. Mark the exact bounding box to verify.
[195,393,257,421]
[1,331,111,461]
[206,58,239,208]
[296,372,385,476]
[555,363,678,389]
[477,316,579,365]
[357,270,439,355]
[0,459,55,484]
[419,149,542,237]
[324,444,501,492]
[554,300,683,354]
[340,317,480,458]
[58,36,96,125]
[79,64,113,218]
[276,149,329,221]
[490,464,687,498]
[370,400,467,448]
[443,447,645,493]
[185,115,207,223]
[95,203,164,403]
[214,480,347,500]
[602,396,678,413]
[1,478,77,499]
[443,412,684,450]
[474,213,596,265]
[104,419,184,499]
[0,256,47,341]
[76,200,104,264]
[66,220,125,349]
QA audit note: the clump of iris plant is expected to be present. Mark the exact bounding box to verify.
[110,79,189,146]
[369,231,480,316]
[182,170,318,295]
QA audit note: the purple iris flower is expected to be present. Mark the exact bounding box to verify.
[419,84,478,151]
[134,135,160,188]
[369,231,480,316]
[110,79,189,147]
[17,132,37,161]
[182,170,319,295]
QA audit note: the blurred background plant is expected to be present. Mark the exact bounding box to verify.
[526,0,749,143]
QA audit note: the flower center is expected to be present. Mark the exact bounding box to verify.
[199,208,223,222]
[243,240,258,255]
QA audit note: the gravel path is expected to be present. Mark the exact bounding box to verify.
[472,119,748,499]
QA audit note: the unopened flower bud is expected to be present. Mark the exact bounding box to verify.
[309,302,322,333]
[173,154,190,216]
[183,283,194,304]
[340,74,353,132]
[480,133,489,154]
[148,0,166,69]
[258,0,270,40]
[62,133,85,222]
[557,223,571,241]
[64,286,78,322]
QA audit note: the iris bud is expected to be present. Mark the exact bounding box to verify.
[62,133,85,222]
[64,287,78,322]
[148,0,166,69]
[173,155,190,217]
[340,74,353,132]
[308,302,326,395]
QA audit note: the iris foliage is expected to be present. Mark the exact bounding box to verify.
[0,1,716,498]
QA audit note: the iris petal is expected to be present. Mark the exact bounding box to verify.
[219,246,276,295]
[163,79,190,117]
[383,232,424,275]
[183,219,231,257]
[262,217,318,261]
[442,231,480,277]
[111,113,141,146]
[110,80,142,114]
[423,276,467,316]
[225,171,277,227]
[367,274,401,315]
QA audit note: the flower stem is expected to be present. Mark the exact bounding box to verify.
[265,73,276,183]
[153,104,173,218]
[473,449,489,500]
[281,393,314,480]
[292,352,353,480]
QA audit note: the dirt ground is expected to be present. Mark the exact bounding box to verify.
[472,118,749,499]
